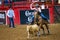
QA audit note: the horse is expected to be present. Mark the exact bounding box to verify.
[26,11,50,38]
[33,11,50,35]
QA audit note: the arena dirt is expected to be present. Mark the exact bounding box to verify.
[0,24,60,40]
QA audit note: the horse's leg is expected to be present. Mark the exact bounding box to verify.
[39,18,45,35]
[44,23,50,34]
[37,26,40,37]
[36,21,40,36]
[27,31,30,38]
[39,22,45,35]
[41,25,45,35]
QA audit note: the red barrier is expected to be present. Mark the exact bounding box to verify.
[49,7,54,23]
[0,0,55,24]
[14,8,20,25]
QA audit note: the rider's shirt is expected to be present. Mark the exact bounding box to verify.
[40,4,45,9]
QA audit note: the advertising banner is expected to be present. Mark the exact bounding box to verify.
[20,9,49,24]
[0,12,6,24]
[20,10,34,24]
[58,0,60,4]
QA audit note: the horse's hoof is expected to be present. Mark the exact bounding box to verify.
[35,34,37,36]
[42,33,45,35]
[37,34,40,37]
[48,31,50,35]
[48,33,51,35]
[38,35,40,37]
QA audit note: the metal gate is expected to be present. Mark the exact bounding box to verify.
[54,5,60,23]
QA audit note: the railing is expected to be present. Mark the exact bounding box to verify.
[54,5,60,23]
[12,2,31,8]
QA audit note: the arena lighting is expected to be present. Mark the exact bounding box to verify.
[58,0,60,4]
[40,0,45,2]
[32,0,39,2]
[0,1,2,5]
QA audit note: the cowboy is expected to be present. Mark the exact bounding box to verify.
[30,2,50,35]
[30,2,41,36]
[7,6,15,28]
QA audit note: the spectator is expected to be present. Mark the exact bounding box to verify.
[7,6,15,28]
[4,0,9,6]
[0,0,2,5]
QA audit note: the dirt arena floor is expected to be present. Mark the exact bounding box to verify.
[0,24,60,40]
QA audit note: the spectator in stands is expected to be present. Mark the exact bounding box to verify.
[0,0,2,5]
[7,6,15,28]
[4,0,9,6]
[10,0,13,5]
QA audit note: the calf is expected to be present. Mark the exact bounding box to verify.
[27,24,40,38]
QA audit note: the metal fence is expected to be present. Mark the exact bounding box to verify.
[54,5,60,23]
